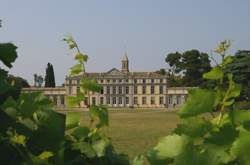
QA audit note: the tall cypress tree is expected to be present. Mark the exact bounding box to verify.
[45,63,56,87]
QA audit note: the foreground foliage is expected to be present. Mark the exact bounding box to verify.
[0,37,128,164]
[143,40,250,165]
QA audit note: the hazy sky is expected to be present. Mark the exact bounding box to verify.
[1,0,250,85]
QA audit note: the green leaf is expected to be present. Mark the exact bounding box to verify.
[221,56,233,67]
[205,123,238,146]
[10,134,26,146]
[81,78,102,93]
[66,93,84,107]
[71,126,90,140]
[92,139,109,157]
[38,151,54,160]
[147,134,188,165]
[28,110,65,154]
[75,53,88,63]
[230,110,250,127]
[203,66,224,80]
[174,117,212,138]
[89,105,109,128]
[231,130,250,165]
[226,74,241,100]
[0,43,18,68]
[70,64,83,76]
[71,141,96,158]
[63,36,76,49]
[178,89,215,118]
[132,155,145,165]
[66,112,81,130]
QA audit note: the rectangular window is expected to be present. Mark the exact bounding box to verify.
[107,86,110,94]
[160,96,164,105]
[92,97,96,105]
[160,86,163,94]
[151,79,154,83]
[113,79,116,83]
[68,86,72,95]
[119,97,122,104]
[160,79,163,83]
[112,97,116,104]
[168,96,172,104]
[77,86,80,94]
[69,79,72,85]
[143,79,146,84]
[107,79,110,83]
[142,97,147,105]
[119,86,122,94]
[84,97,88,106]
[142,86,146,94]
[126,79,129,83]
[177,95,181,104]
[113,86,116,94]
[134,86,137,94]
[151,97,155,105]
[134,97,138,105]
[134,79,137,83]
[100,79,103,83]
[106,97,110,104]
[125,86,129,94]
[60,95,64,105]
[100,87,104,94]
[126,97,129,104]
[100,97,104,104]
[151,86,154,94]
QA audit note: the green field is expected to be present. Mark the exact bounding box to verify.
[79,110,179,160]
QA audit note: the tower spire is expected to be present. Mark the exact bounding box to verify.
[121,52,129,73]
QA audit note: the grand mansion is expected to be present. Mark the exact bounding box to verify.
[23,54,190,109]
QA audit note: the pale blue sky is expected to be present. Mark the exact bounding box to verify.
[1,0,250,85]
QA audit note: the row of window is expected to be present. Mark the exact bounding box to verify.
[100,86,164,94]
[70,85,165,95]
[99,78,164,84]
[68,78,165,85]
[92,96,164,105]
[168,95,186,105]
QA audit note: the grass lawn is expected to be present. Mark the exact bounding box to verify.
[79,110,180,160]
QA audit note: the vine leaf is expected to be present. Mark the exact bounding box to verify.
[203,66,223,80]
[71,141,96,158]
[174,117,213,138]
[81,78,102,93]
[178,89,215,118]
[71,126,90,140]
[92,139,109,157]
[231,130,250,165]
[70,64,83,76]
[75,53,88,63]
[89,105,109,128]
[147,134,188,165]
[66,112,81,130]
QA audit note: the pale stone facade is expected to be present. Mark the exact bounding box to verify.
[65,55,168,108]
[22,87,66,108]
[22,55,191,109]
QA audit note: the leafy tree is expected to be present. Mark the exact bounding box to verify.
[225,50,250,101]
[0,75,30,104]
[155,68,166,75]
[44,63,56,87]
[165,50,211,87]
